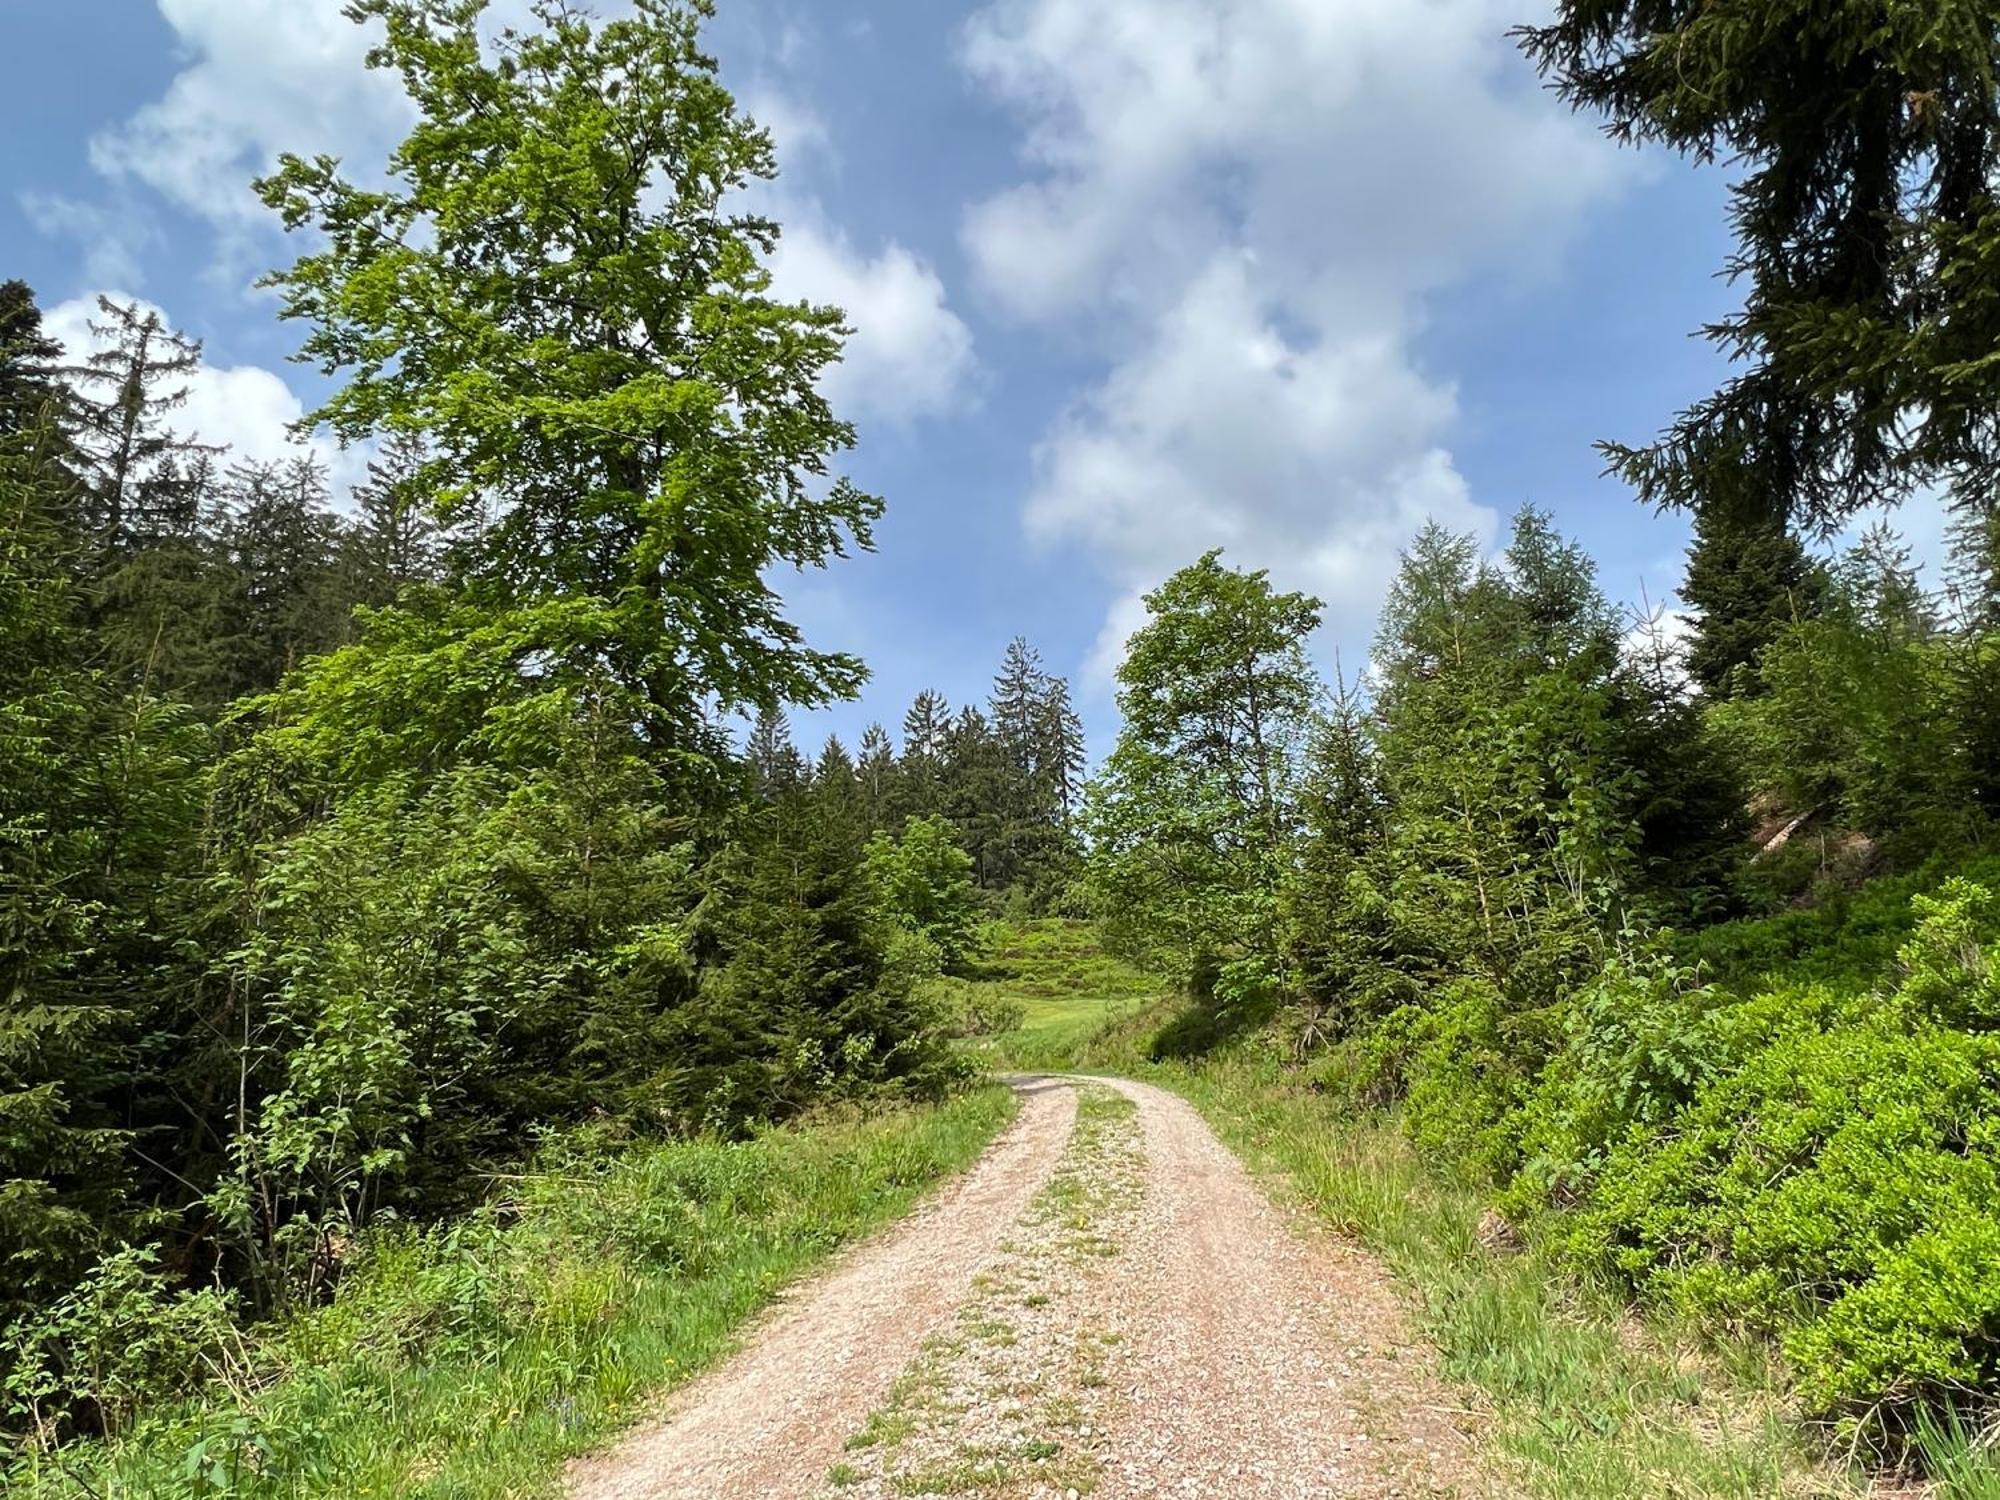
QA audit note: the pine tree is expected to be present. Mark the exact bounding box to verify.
[985,637,1087,901]
[346,430,449,606]
[1036,671,1088,832]
[1681,497,1826,697]
[1947,503,2000,814]
[0,280,63,437]
[856,722,899,830]
[60,297,221,552]
[1521,2,2000,531]
[214,456,348,697]
[745,704,804,799]
[813,733,865,841]
[0,411,210,1328]
[899,690,952,818]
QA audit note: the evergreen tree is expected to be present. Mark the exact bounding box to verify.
[1946,503,2000,814]
[814,733,866,841]
[1521,2,2000,531]
[345,430,449,606]
[60,297,220,552]
[745,704,804,800]
[856,722,899,830]
[0,412,210,1329]
[985,637,1086,901]
[941,706,1011,888]
[215,456,349,698]
[1681,497,1826,696]
[0,280,63,436]
[898,690,951,818]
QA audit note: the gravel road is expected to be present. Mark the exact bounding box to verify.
[566,1074,1472,1499]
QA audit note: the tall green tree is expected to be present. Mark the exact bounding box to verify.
[0,281,62,437]
[1680,496,1826,697]
[257,0,879,776]
[60,298,220,553]
[1085,552,1322,996]
[856,722,899,829]
[344,430,450,607]
[898,689,952,819]
[1520,2,2000,532]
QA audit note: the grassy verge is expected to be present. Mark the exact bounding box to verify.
[963,924,1880,1498]
[1138,1049,1858,1499]
[955,919,1162,1071]
[8,1086,1018,1500]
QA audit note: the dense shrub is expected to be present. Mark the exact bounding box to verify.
[1529,883,2000,1434]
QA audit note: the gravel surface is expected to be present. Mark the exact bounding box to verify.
[567,1074,1475,1499]
[566,1078,1079,1500]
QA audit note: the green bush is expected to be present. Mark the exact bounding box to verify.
[1550,886,2000,1435]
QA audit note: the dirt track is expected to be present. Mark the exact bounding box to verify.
[566,1074,1471,1499]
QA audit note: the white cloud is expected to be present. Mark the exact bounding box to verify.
[769,219,977,424]
[962,0,1629,657]
[92,1,974,424]
[19,195,160,293]
[45,294,368,504]
[89,0,409,235]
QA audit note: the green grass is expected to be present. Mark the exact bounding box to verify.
[7,1087,1018,1499]
[953,925,1894,1498]
[956,919,1162,1071]
[1139,1049,1855,1499]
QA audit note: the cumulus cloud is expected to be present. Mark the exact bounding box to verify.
[19,194,161,293]
[88,1,974,423]
[769,218,977,424]
[961,0,1629,660]
[89,0,409,235]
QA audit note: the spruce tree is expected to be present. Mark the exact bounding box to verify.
[60,297,221,552]
[346,430,449,606]
[899,690,951,818]
[745,704,804,799]
[1521,3,2000,530]
[856,722,899,830]
[1681,497,1826,697]
[0,280,63,436]
[215,456,348,697]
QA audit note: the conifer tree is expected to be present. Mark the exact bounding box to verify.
[745,704,804,800]
[60,297,220,552]
[215,456,348,697]
[1521,2,2000,530]
[1681,497,1826,697]
[814,734,866,841]
[856,722,899,830]
[0,280,62,437]
[899,690,952,818]
[346,430,449,606]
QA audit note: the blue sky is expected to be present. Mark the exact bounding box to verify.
[2,0,1763,758]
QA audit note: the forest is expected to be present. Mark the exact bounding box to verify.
[8,0,2000,1494]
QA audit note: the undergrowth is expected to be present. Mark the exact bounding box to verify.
[970,916,1992,1498]
[4,1087,1017,1499]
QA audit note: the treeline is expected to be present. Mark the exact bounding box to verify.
[0,0,1072,1453]
[1087,0,2000,1458]
[743,638,1085,907]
